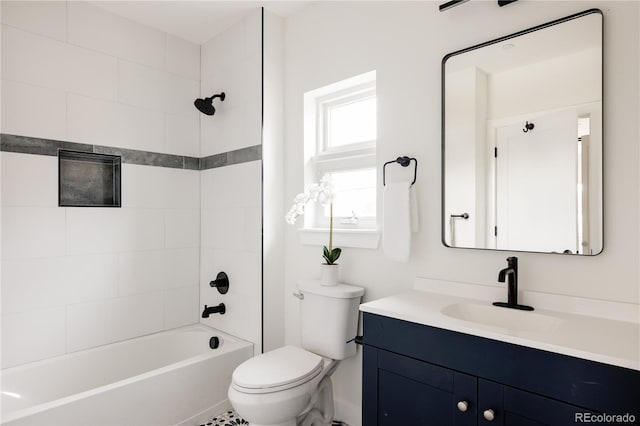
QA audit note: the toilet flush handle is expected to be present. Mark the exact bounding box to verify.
[292,291,304,300]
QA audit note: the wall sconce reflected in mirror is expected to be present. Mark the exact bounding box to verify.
[439,0,518,12]
[439,0,470,12]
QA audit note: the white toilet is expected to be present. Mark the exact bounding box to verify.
[228,281,364,426]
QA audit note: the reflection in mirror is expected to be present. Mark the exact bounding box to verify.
[442,9,603,255]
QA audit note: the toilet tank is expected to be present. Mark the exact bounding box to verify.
[297,281,365,360]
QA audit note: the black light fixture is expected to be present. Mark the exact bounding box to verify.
[194,92,226,116]
[439,0,518,12]
[439,0,470,12]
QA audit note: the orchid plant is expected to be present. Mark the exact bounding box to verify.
[285,175,342,265]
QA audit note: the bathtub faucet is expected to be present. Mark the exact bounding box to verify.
[202,303,226,318]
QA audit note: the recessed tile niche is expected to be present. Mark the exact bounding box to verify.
[59,150,121,207]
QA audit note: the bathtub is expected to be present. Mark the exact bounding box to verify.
[0,324,253,426]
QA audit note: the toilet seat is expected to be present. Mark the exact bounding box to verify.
[232,346,324,394]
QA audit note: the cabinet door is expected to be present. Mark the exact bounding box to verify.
[479,379,614,426]
[363,346,477,426]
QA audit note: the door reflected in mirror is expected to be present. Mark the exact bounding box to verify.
[442,9,603,255]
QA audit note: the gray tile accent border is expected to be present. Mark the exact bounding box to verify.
[200,152,227,170]
[200,145,262,171]
[0,134,260,171]
[1,134,93,156]
[93,145,185,169]
[183,156,200,171]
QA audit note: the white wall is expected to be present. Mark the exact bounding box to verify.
[489,48,601,120]
[0,1,201,368]
[198,10,263,354]
[282,2,639,424]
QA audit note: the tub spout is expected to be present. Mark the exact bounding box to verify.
[202,303,226,318]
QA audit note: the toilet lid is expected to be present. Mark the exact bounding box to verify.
[232,346,323,391]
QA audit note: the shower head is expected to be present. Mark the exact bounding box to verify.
[194,92,226,116]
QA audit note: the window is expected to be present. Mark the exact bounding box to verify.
[304,72,377,230]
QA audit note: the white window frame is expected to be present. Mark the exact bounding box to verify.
[304,73,377,232]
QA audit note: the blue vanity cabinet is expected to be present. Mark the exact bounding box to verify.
[364,345,477,425]
[362,313,640,426]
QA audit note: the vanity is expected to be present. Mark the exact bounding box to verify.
[359,280,640,426]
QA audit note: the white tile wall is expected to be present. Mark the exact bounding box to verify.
[165,114,200,157]
[200,247,262,350]
[198,10,263,352]
[201,206,245,251]
[66,292,165,353]
[67,1,165,70]
[200,10,262,157]
[243,206,262,254]
[1,207,66,259]
[165,73,200,118]
[164,168,200,208]
[165,209,200,249]
[118,250,168,296]
[1,307,67,368]
[1,80,67,141]
[0,1,67,42]
[67,93,165,152]
[2,25,118,101]
[166,35,200,81]
[65,208,125,255]
[118,60,167,110]
[120,209,166,252]
[200,104,245,156]
[1,162,201,367]
[121,164,167,209]
[164,248,200,288]
[1,153,58,207]
[2,1,201,157]
[200,163,262,351]
[201,161,262,209]
[163,286,199,329]
[0,1,266,369]
[1,254,118,313]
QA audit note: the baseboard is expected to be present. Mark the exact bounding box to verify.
[175,399,232,426]
[334,398,361,426]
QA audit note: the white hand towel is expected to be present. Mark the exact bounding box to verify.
[410,185,419,233]
[383,182,411,262]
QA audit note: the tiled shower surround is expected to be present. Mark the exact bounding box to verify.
[1,1,263,368]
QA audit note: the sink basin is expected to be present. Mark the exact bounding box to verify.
[441,302,564,332]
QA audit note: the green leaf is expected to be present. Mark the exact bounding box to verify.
[330,248,341,262]
[321,246,341,264]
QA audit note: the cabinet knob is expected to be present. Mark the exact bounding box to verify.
[483,409,495,421]
[457,401,469,412]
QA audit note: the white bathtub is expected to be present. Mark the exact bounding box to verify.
[0,324,253,426]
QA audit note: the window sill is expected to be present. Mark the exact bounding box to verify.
[298,228,380,249]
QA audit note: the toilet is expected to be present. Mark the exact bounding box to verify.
[228,281,364,426]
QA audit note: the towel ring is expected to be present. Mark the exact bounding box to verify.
[383,156,417,186]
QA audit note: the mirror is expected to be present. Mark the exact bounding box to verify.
[442,9,603,255]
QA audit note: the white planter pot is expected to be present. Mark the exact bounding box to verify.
[320,264,339,286]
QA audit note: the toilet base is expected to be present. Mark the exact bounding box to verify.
[229,375,335,426]
[249,421,296,426]
[297,376,334,426]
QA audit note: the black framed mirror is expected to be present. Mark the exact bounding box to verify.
[442,9,603,255]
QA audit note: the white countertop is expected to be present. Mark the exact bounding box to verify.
[360,278,640,371]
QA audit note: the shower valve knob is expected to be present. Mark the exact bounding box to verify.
[210,272,229,294]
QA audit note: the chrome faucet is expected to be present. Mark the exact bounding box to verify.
[493,257,534,311]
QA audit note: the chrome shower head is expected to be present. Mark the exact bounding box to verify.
[194,92,226,116]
